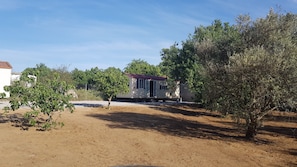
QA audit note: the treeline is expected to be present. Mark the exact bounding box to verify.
[20,59,162,91]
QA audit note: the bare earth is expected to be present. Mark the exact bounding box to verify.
[0,104,296,167]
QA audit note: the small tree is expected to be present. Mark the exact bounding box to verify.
[95,67,129,109]
[5,73,74,130]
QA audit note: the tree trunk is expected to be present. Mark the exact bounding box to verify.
[245,118,262,140]
[245,119,258,140]
[107,97,112,110]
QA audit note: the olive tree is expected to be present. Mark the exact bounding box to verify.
[204,45,297,139]
[5,73,74,130]
[193,10,297,140]
[94,67,129,109]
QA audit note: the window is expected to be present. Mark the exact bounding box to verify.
[136,78,146,89]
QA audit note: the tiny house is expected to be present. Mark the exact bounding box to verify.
[117,74,180,101]
[0,61,12,98]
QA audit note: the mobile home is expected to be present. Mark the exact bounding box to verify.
[117,74,180,101]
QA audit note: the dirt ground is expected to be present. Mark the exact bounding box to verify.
[0,104,296,167]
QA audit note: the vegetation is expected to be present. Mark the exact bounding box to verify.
[94,67,129,109]
[161,9,297,139]
[74,89,103,101]
[71,67,101,90]
[124,59,163,76]
[4,73,74,130]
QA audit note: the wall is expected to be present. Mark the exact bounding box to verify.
[0,68,12,98]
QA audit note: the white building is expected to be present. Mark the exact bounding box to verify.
[0,61,12,98]
[117,74,180,101]
[11,73,37,87]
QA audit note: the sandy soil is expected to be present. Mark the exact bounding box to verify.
[0,104,296,167]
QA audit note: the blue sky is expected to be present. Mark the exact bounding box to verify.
[0,0,296,72]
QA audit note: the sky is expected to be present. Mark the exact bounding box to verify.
[0,0,296,73]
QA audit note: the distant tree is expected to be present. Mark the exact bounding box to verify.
[160,40,204,102]
[160,43,180,81]
[85,67,101,90]
[22,63,52,84]
[124,59,162,76]
[52,65,74,86]
[204,10,297,139]
[160,20,241,102]
[5,73,74,130]
[71,68,88,89]
[94,67,129,109]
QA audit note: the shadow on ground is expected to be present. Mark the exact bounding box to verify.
[215,114,297,139]
[149,104,221,118]
[0,113,34,130]
[280,148,297,166]
[112,165,161,167]
[264,113,297,123]
[87,111,244,141]
[260,125,297,138]
[0,113,23,124]
[72,103,103,108]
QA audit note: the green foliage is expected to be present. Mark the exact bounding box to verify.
[74,89,103,101]
[0,93,6,98]
[52,65,74,86]
[5,73,74,130]
[71,67,101,90]
[72,68,88,89]
[125,59,163,76]
[85,67,101,90]
[160,9,297,139]
[194,19,242,64]
[203,10,297,139]
[160,40,205,102]
[94,67,129,109]
[160,43,180,81]
[160,20,241,103]
[22,63,52,84]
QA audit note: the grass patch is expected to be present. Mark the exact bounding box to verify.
[74,89,103,101]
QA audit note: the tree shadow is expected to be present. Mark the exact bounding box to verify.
[0,113,34,130]
[287,149,297,156]
[72,103,103,108]
[264,113,297,123]
[0,113,22,123]
[149,104,221,118]
[86,112,244,141]
[112,165,162,167]
[260,125,297,138]
[280,149,297,167]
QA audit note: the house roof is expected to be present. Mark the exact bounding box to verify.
[127,74,167,81]
[0,61,12,69]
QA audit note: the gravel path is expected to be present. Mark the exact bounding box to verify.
[0,100,180,109]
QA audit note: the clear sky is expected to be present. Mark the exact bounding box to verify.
[0,0,296,72]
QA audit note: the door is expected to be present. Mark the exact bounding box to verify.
[149,80,155,97]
